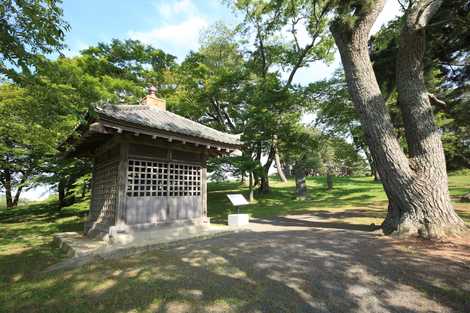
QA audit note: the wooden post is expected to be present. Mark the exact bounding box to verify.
[202,166,207,219]
[115,140,129,226]
[201,151,208,220]
[85,163,97,234]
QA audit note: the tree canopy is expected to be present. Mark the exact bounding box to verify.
[0,0,69,79]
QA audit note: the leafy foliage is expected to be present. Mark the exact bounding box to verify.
[0,0,70,79]
[0,84,61,207]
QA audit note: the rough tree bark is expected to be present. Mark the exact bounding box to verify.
[273,135,288,183]
[248,171,255,202]
[294,164,307,199]
[1,170,25,208]
[330,0,466,238]
[12,184,24,207]
[259,146,275,194]
[326,169,333,191]
[2,170,14,208]
[58,179,66,208]
[364,147,380,181]
[282,163,292,178]
[240,171,246,185]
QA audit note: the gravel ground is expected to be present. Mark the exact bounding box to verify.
[153,216,470,313]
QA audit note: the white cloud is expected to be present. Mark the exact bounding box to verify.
[129,16,208,52]
[63,40,89,57]
[156,0,195,19]
[128,1,208,58]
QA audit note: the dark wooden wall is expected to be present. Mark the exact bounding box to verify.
[86,135,209,234]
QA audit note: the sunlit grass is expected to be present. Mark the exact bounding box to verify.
[208,175,470,226]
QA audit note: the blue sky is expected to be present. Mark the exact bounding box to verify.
[61,0,402,85]
[62,0,238,61]
[19,0,401,200]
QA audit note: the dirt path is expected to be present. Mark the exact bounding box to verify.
[151,216,470,312]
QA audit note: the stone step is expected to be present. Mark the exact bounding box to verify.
[53,224,235,259]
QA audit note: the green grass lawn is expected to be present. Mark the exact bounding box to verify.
[208,175,470,227]
[0,175,469,312]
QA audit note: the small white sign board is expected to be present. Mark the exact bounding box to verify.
[227,194,249,206]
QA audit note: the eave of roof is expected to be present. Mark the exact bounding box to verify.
[96,104,242,148]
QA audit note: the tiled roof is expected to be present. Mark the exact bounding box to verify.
[96,104,241,147]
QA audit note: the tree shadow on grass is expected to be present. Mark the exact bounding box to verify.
[208,183,384,225]
[252,216,379,232]
[306,208,387,220]
[0,202,86,287]
[0,201,88,224]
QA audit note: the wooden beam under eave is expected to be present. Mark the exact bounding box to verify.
[99,120,242,152]
[89,122,109,134]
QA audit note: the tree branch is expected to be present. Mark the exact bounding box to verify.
[285,1,332,87]
[428,93,446,106]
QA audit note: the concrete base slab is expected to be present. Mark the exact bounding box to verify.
[53,232,109,257]
[53,224,235,259]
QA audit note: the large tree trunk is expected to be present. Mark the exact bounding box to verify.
[240,171,246,185]
[330,0,466,239]
[2,170,25,208]
[12,185,23,207]
[273,135,288,183]
[294,164,307,199]
[259,146,275,194]
[58,179,66,208]
[282,163,292,178]
[248,171,254,203]
[3,170,14,208]
[326,170,333,191]
[364,147,380,181]
[259,175,270,194]
[385,0,465,237]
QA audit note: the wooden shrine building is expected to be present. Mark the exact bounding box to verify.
[65,87,241,238]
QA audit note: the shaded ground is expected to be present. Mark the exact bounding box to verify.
[2,217,470,313]
[1,175,469,312]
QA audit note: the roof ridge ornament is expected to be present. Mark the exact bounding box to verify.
[140,85,166,110]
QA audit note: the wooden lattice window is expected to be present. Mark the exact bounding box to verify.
[127,159,201,197]
[90,160,119,221]
[168,163,201,197]
[127,160,168,197]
